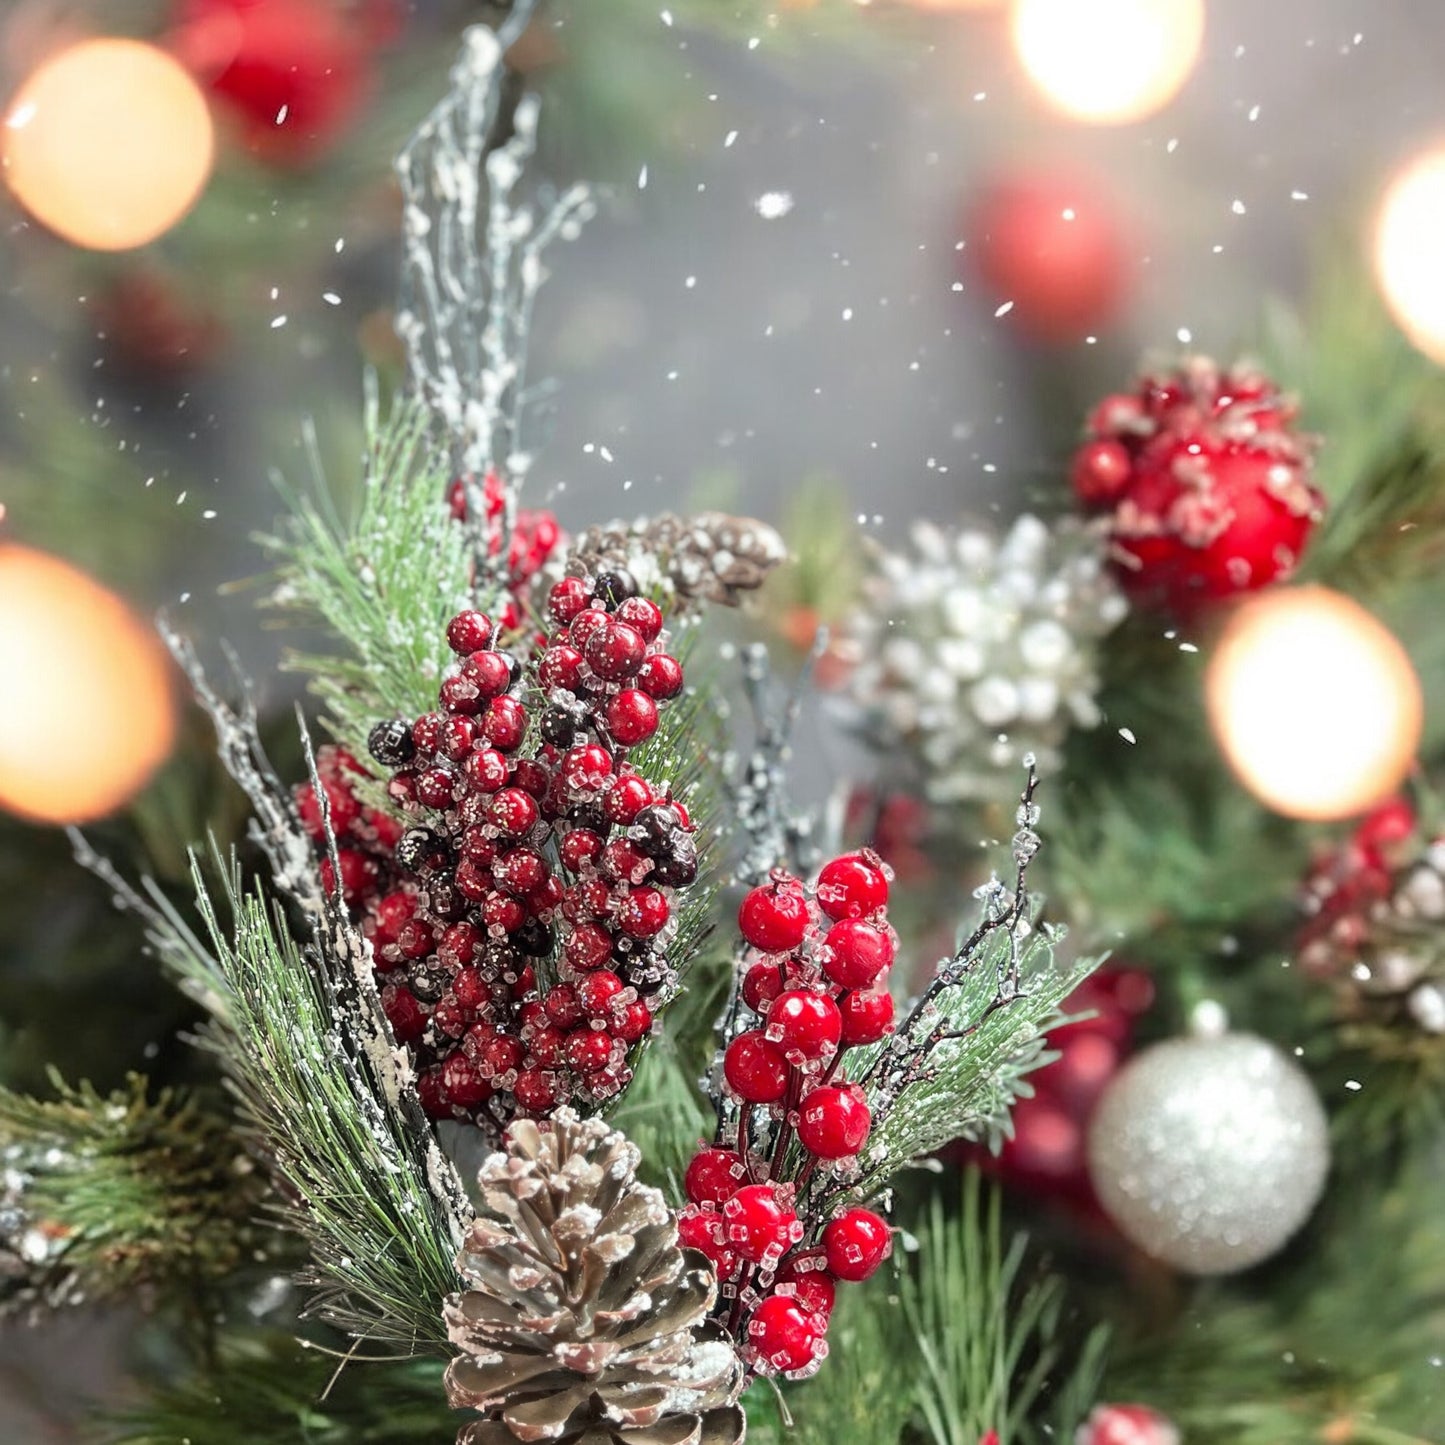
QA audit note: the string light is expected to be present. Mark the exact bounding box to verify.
[1374,146,1445,365]
[1010,0,1204,125]
[2,38,214,251]
[1205,586,1422,822]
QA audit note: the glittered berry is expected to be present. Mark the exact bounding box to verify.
[367,718,415,768]
[585,620,647,682]
[767,990,842,1062]
[513,1067,559,1113]
[417,1069,448,1119]
[616,594,663,642]
[481,696,528,752]
[439,674,482,716]
[604,774,654,824]
[437,716,476,761]
[822,919,895,990]
[382,985,427,1043]
[525,1024,567,1068]
[739,878,811,953]
[724,1031,789,1103]
[816,852,889,921]
[565,921,615,971]
[776,1260,836,1319]
[742,961,786,1013]
[678,1207,737,1277]
[412,712,444,754]
[724,1183,797,1264]
[823,1208,892,1282]
[440,1051,492,1108]
[685,1147,745,1205]
[747,1295,822,1375]
[462,649,514,699]
[606,688,659,746]
[567,607,610,649]
[839,988,895,1046]
[395,917,437,961]
[615,1000,652,1043]
[417,766,458,810]
[565,1028,615,1075]
[482,892,526,934]
[576,970,625,1018]
[477,1034,525,1082]
[798,1086,871,1159]
[544,983,584,1028]
[564,744,614,791]
[446,610,494,654]
[618,886,670,939]
[561,828,604,873]
[548,576,591,624]
[601,839,649,884]
[488,788,539,838]
[464,748,509,793]
[637,653,684,701]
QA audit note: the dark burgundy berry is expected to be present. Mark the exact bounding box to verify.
[417,1070,448,1118]
[397,827,446,874]
[594,567,638,604]
[637,653,684,700]
[606,688,659,746]
[447,610,494,655]
[617,594,663,643]
[383,985,428,1043]
[541,706,580,747]
[367,718,416,768]
[651,835,698,888]
[515,918,554,956]
[511,758,552,798]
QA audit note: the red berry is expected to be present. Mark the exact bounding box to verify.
[513,1067,559,1113]
[489,788,539,838]
[815,852,889,921]
[483,893,526,934]
[481,696,528,752]
[606,689,660,746]
[739,878,811,953]
[823,1208,892,1282]
[618,887,670,939]
[637,653,684,700]
[477,1034,525,1081]
[370,890,415,947]
[526,1024,567,1067]
[603,774,654,824]
[455,857,493,903]
[617,595,664,642]
[564,743,614,791]
[747,1294,822,1375]
[544,983,584,1028]
[462,649,514,699]
[431,997,468,1039]
[396,918,437,961]
[567,607,610,648]
[797,1086,871,1159]
[412,712,444,754]
[775,1260,835,1320]
[576,970,625,1018]
[723,1183,798,1264]
[417,1069,448,1119]
[615,1000,652,1043]
[1071,438,1133,507]
[565,1028,615,1074]
[438,716,477,760]
[685,1147,746,1205]
[585,620,647,682]
[446,610,494,654]
[822,919,895,990]
[441,1051,492,1108]
[548,577,591,625]
[496,847,549,897]
[767,990,842,1063]
[511,758,552,799]
[742,961,786,1013]
[451,966,488,1010]
[538,644,584,692]
[464,748,509,792]
[565,922,615,971]
[561,828,605,873]
[382,985,427,1043]
[838,988,895,1046]
[417,766,457,810]
[678,1206,738,1278]
[723,1031,789,1103]
[439,674,482,716]
[601,839,650,884]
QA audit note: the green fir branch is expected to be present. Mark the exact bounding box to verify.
[0,1072,267,1318]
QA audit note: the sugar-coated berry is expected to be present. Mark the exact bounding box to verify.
[604,774,654,824]
[439,674,483,716]
[594,567,638,604]
[815,852,889,921]
[567,607,610,648]
[417,1069,448,1119]
[797,1086,871,1158]
[724,1031,790,1103]
[488,788,539,838]
[822,918,895,990]
[775,1260,836,1320]
[447,610,494,655]
[481,696,528,752]
[564,743,613,791]
[525,1024,567,1067]
[544,983,584,1028]
[367,718,416,768]
[417,767,457,810]
[838,988,895,1046]
[678,1206,738,1278]
[382,985,428,1043]
[440,1052,492,1108]
[742,961,786,1013]
[601,839,649,884]
[477,1033,525,1081]
[482,893,525,934]
[565,1028,615,1074]
[513,1067,559,1113]
[767,990,842,1062]
[496,847,548,897]
[739,878,811,953]
[565,921,614,971]
[606,688,659,746]
[548,577,591,624]
[538,643,584,692]
[747,1294,823,1375]
[462,649,514,699]
[439,716,476,760]
[584,619,647,681]
[636,652,684,700]
[615,1000,652,1043]
[618,886,671,939]
[412,712,444,754]
[576,970,625,1017]
[723,1183,798,1263]
[823,1208,892,1282]
[560,828,604,873]
[685,1147,746,1205]
[464,748,509,793]
[617,594,664,642]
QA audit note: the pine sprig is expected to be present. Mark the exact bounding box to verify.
[0,1072,267,1318]
[903,1173,1108,1445]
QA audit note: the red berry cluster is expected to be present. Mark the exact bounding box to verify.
[1076,1403,1180,1445]
[679,852,898,1378]
[293,745,404,908]
[1071,357,1323,614]
[362,571,694,1131]
[447,469,563,630]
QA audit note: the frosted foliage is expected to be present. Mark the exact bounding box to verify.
[839,516,1127,804]
[395,20,593,550]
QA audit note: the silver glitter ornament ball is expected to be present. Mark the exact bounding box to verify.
[1087,1031,1329,1275]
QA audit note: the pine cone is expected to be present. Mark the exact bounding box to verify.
[444,1109,745,1445]
[563,513,786,609]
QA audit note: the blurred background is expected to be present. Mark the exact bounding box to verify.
[3,0,1445,1435]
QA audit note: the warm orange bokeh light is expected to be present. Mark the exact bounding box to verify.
[2,38,214,251]
[1205,586,1422,823]
[1374,146,1445,366]
[0,544,176,823]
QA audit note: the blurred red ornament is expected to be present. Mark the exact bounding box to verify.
[1075,1403,1179,1445]
[964,171,1129,343]
[168,0,373,167]
[843,788,933,884]
[93,269,224,378]
[1072,356,1324,615]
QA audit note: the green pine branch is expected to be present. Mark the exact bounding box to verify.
[0,1072,268,1318]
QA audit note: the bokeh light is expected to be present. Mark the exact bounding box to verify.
[1010,0,1205,125]
[2,38,214,251]
[1374,146,1445,365]
[0,544,176,823]
[1205,586,1422,822]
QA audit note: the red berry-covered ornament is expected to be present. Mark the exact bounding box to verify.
[1072,356,1324,614]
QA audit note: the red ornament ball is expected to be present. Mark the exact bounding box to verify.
[823,1207,892,1282]
[965,171,1130,343]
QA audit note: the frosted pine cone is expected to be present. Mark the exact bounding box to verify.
[561,512,786,609]
[444,1110,745,1445]
[836,515,1127,806]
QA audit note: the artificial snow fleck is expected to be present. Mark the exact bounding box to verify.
[1119,727,1136,744]
[1231,199,1247,215]
[994,301,1014,317]
[754,191,794,220]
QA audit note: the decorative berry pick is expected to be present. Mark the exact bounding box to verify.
[1072,355,1324,613]
[359,569,697,1138]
